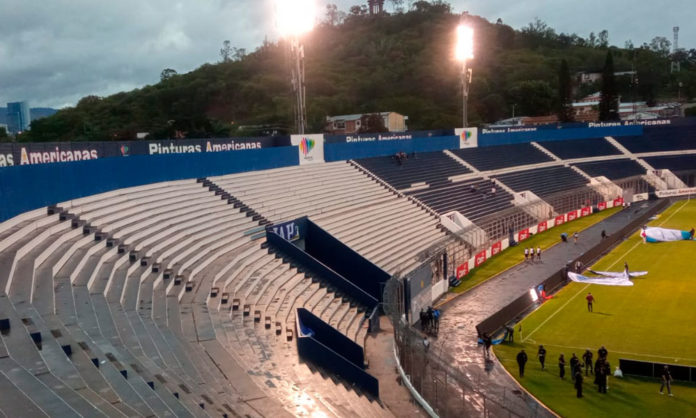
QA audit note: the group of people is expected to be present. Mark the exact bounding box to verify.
[524,247,542,263]
[516,345,617,398]
[419,306,441,336]
[394,151,409,165]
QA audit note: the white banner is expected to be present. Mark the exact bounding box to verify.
[655,187,696,198]
[291,134,325,165]
[455,128,478,149]
[568,272,634,286]
[641,226,694,242]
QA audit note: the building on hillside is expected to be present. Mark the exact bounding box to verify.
[576,71,636,85]
[368,0,384,14]
[325,112,408,134]
[6,101,30,134]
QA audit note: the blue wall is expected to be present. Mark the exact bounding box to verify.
[0,146,298,222]
[324,135,459,162]
[305,219,390,302]
[266,229,379,308]
[479,125,643,147]
[296,308,379,398]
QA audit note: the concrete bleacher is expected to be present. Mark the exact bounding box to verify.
[615,125,696,153]
[0,178,390,417]
[354,151,471,189]
[643,154,696,173]
[451,143,553,171]
[538,137,621,159]
[493,165,589,197]
[574,159,646,180]
[210,162,449,276]
[407,178,514,221]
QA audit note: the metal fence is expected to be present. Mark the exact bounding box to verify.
[383,278,554,418]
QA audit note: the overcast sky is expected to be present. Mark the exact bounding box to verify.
[1,0,693,108]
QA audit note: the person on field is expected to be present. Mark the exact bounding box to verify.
[583,350,594,375]
[536,246,541,262]
[660,365,673,396]
[596,358,608,393]
[598,346,608,360]
[506,325,514,343]
[559,354,566,379]
[574,232,579,244]
[538,345,547,370]
[586,292,595,312]
[575,368,584,398]
[570,354,580,381]
[517,350,528,377]
[524,248,529,262]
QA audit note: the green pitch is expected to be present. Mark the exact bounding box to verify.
[495,199,696,418]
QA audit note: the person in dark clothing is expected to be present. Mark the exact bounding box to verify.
[538,345,547,370]
[570,354,580,381]
[598,346,608,360]
[559,354,566,379]
[595,359,607,393]
[601,229,607,239]
[482,333,492,359]
[586,292,595,312]
[517,350,528,377]
[575,369,584,398]
[583,350,594,375]
[660,365,673,396]
[506,325,514,343]
[690,228,695,240]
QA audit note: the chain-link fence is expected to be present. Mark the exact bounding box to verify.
[384,277,554,418]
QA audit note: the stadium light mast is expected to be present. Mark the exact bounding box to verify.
[276,0,316,135]
[455,22,474,128]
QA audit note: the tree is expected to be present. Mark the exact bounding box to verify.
[557,59,574,122]
[388,0,405,13]
[599,51,619,121]
[0,126,8,139]
[624,40,634,50]
[160,68,178,81]
[358,113,388,133]
[649,37,671,57]
[598,30,609,48]
[325,4,340,25]
[588,32,596,48]
[220,40,232,62]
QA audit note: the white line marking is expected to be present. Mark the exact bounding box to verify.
[522,201,690,343]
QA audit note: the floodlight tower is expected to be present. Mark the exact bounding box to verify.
[455,21,474,128]
[671,26,680,73]
[276,0,316,134]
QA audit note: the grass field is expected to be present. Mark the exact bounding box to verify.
[495,199,696,418]
[451,207,621,293]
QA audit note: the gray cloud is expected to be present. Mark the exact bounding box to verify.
[1,0,693,108]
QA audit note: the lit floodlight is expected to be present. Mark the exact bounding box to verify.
[455,25,474,61]
[276,0,316,38]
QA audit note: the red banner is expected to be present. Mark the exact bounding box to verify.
[537,221,548,233]
[581,206,591,217]
[598,201,607,211]
[456,263,469,278]
[518,228,530,241]
[566,211,577,222]
[474,250,487,267]
[491,241,502,256]
[555,215,565,226]
[613,197,624,206]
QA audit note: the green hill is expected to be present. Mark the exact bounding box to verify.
[21,1,696,142]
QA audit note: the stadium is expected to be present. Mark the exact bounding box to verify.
[0,116,695,418]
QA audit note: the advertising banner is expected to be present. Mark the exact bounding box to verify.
[581,206,592,217]
[655,188,696,198]
[555,215,566,226]
[491,241,502,257]
[566,210,577,222]
[291,134,325,165]
[537,221,548,233]
[0,136,292,167]
[456,263,469,279]
[455,127,478,149]
[598,201,607,211]
[323,129,454,144]
[518,228,530,242]
[613,197,625,206]
[474,250,487,267]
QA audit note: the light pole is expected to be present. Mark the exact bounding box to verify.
[276,0,316,135]
[455,23,474,128]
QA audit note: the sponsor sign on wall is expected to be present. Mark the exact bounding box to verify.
[518,228,530,241]
[291,134,325,165]
[655,188,696,198]
[555,215,566,226]
[455,127,478,149]
[270,220,302,242]
[0,136,291,167]
[537,220,548,233]
[456,263,469,279]
[323,129,453,144]
[613,197,625,206]
[474,250,487,267]
[566,211,577,222]
[598,201,607,211]
[491,241,502,257]
[581,206,592,217]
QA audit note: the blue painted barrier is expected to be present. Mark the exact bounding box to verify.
[324,135,459,161]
